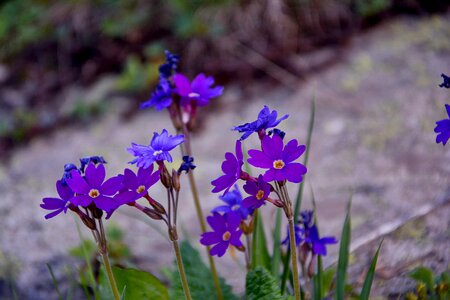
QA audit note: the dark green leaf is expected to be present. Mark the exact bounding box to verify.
[251,210,271,271]
[271,209,283,281]
[336,199,352,300]
[360,241,383,300]
[409,267,435,292]
[246,267,286,300]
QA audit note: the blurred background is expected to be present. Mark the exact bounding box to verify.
[0,0,449,299]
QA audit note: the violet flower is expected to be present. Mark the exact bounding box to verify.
[300,210,314,229]
[80,156,107,173]
[439,73,450,89]
[128,129,184,168]
[159,50,179,79]
[211,140,244,194]
[233,106,289,140]
[178,155,196,174]
[61,163,78,185]
[66,163,122,211]
[114,166,160,205]
[200,212,243,257]
[173,73,223,107]
[248,134,307,183]
[212,185,251,220]
[435,104,450,146]
[141,79,174,111]
[242,175,271,210]
[305,225,337,256]
[281,223,303,246]
[40,180,73,219]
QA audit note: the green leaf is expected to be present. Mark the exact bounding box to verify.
[169,240,238,300]
[336,199,352,300]
[322,268,335,295]
[271,209,283,281]
[360,241,383,300]
[246,267,286,300]
[99,267,169,300]
[251,209,271,271]
[409,267,435,292]
[46,263,62,300]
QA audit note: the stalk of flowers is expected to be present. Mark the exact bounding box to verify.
[206,106,307,300]
[40,156,122,300]
[140,50,225,299]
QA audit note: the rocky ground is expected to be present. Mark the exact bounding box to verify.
[1,14,449,299]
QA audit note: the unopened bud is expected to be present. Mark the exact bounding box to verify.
[299,243,309,265]
[80,214,97,230]
[240,221,251,235]
[89,204,103,219]
[248,217,254,233]
[143,208,163,220]
[150,200,167,215]
[172,169,180,192]
[307,255,316,278]
[160,166,172,189]
[235,245,246,252]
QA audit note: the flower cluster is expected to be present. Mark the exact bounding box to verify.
[202,106,307,257]
[439,73,450,89]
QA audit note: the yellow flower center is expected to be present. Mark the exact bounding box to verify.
[256,190,265,200]
[222,231,231,241]
[273,160,285,169]
[89,189,100,198]
[136,185,146,193]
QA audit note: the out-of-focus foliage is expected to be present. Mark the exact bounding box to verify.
[406,267,450,300]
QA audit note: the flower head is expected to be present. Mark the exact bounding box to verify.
[211,140,244,194]
[304,225,337,256]
[173,73,223,107]
[61,163,79,185]
[281,223,303,247]
[200,212,243,257]
[80,156,107,173]
[40,180,73,219]
[233,106,289,140]
[212,185,251,220]
[439,73,450,89]
[128,129,184,168]
[242,175,271,210]
[66,162,122,212]
[141,79,174,111]
[159,50,180,79]
[435,104,450,146]
[178,155,196,174]
[114,166,160,205]
[248,134,307,183]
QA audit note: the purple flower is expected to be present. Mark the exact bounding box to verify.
[248,134,307,183]
[80,156,107,173]
[173,73,223,107]
[159,50,180,79]
[300,210,314,229]
[40,180,73,219]
[66,163,122,212]
[200,212,243,257]
[242,175,271,210]
[435,104,450,146]
[281,223,303,247]
[141,79,174,111]
[233,106,289,140]
[212,185,251,220]
[178,155,196,174]
[114,166,160,205]
[61,163,79,185]
[211,140,244,194]
[128,129,184,168]
[439,73,450,89]
[304,225,337,256]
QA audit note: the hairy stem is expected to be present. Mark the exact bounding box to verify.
[172,239,193,300]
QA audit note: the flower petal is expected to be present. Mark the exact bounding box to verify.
[101,176,123,195]
[66,171,90,194]
[85,163,105,188]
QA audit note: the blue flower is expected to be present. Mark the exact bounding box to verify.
[435,104,450,146]
[61,163,79,185]
[281,223,303,247]
[304,225,337,256]
[178,155,196,174]
[212,185,251,220]
[232,106,289,140]
[300,210,314,229]
[80,156,107,173]
[439,73,450,89]
[141,78,173,111]
[159,50,180,79]
[128,129,184,168]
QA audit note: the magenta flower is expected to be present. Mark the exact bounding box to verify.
[114,166,160,205]
[128,129,184,168]
[40,180,74,219]
[173,73,223,107]
[211,140,244,194]
[248,134,307,183]
[66,163,122,211]
[200,212,243,257]
[242,175,271,210]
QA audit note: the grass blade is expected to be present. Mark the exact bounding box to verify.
[251,209,271,270]
[47,263,63,300]
[271,209,282,281]
[310,187,323,299]
[336,198,352,300]
[360,241,383,300]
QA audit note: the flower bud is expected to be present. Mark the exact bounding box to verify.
[307,255,316,278]
[160,165,172,189]
[240,221,251,235]
[80,214,97,230]
[150,200,167,215]
[89,204,103,219]
[172,169,180,192]
[143,207,163,220]
[235,245,246,252]
[299,243,309,265]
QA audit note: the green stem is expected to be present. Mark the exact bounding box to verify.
[288,217,301,300]
[173,239,193,300]
[101,252,120,300]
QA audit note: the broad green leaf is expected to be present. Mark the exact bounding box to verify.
[336,199,352,300]
[409,266,435,292]
[99,267,169,300]
[251,209,271,271]
[360,241,382,299]
[169,240,238,300]
[246,267,286,300]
